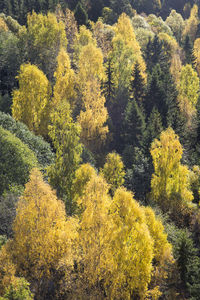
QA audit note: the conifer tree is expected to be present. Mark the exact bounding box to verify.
[74,2,88,26]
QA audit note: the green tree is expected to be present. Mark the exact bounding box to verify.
[0,112,54,169]
[74,1,88,26]
[0,126,38,195]
[48,102,82,213]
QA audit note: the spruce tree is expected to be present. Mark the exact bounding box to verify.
[183,35,196,65]
[74,1,88,26]
[144,35,169,72]
[130,62,146,104]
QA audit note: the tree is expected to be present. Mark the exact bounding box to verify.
[193,37,200,76]
[177,64,199,125]
[109,187,154,298]
[0,126,38,195]
[183,35,196,65]
[78,42,105,89]
[12,63,51,137]
[0,112,54,169]
[78,79,108,153]
[182,4,199,43]
[1,278,33,300]
[130,62,146,104]
[74,1,88,26]
[100,152,125,195]
[150,128,193,212]
[52,47,76,109]
[165,9,184,44]
[9,169,77,297]
[48,102,82,213]
[20,11,67,80]
[75,173,112,298]
[123,98,146,148]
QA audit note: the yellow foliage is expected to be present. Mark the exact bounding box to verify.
[10,169,78,282]
[26,11,67,49]
[183,4,199,42]
[12,63,51,136]
[0,17,8,31]
[109,187,154,298]
[111,13,146,92]
[144,207,172,264]
[178,64,199,124]
[72,163,96,201]
[194,38,200,77]
[78,43,105,86]
[53,47,76,108]
[76,174,113,297]
[0,244,16,295]
[151,128,193,212]
[78,79,108,152]
[101,152,125,195]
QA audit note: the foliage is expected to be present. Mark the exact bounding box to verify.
[0,193,18,238]
[53,47,76,109]
[178,64,199,124]
[1,278,33,300]
[0,126,38,195]
[0,112,54,169]
[9,169,77,296]
[150,128,194,212]
[20,11,67,80]
[48,102,82,212]
[12,63,51,136]
[101,152,125,195]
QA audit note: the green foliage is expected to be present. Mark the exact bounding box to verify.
[0,193,19,237]
[74,2,88,26]
[0,236,7,250]
[48,102,82,213]
[0,30,22,97]
[0,112,54,169]
[0,278,33,300]
[0,126,38,195]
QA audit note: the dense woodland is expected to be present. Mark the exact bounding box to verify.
[0,0,200,299]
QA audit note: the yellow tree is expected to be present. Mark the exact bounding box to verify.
[109,187,154,299]
[75,173,113,298]
[78,42,105,89]
[182,4,199,43]
[193,38,200,77]
[20,11,67,79]
[100,152,125,195]
[144,207,173,292]
[150,128,193,212]
[110,12,146,91]
[12,63,51,136]
[78,79,108,152]
[9,168,78,296]
[53,47,76,109]
[177,64,199,124]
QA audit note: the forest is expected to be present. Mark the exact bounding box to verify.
[0,0,200,299]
